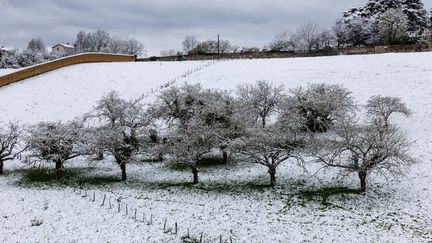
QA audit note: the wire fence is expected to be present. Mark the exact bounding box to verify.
[73,188,237,243]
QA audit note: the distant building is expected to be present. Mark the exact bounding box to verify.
[51,43,74,55]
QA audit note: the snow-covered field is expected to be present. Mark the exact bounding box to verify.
[1,53,432,242]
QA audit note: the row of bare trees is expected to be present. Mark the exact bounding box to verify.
[73,29,145,56]
[0,82,414,192]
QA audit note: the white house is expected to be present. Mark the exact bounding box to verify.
[51,43,74,55]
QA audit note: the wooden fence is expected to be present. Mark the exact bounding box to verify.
[139,44,432,62]
[0,53,136,88]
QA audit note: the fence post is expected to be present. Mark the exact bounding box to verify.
[101,194,106,206]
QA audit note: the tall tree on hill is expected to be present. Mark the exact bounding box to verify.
[27,38,46,54]
[122,39,145,56]
[337,0,429,45]
[400,0,429,42]
[87,29,111,52]
[297,22,321,52]
[379,8,409,44]
[182,36,199,54]
[74,31,89,52]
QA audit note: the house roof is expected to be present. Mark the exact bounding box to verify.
[52,43,74,49]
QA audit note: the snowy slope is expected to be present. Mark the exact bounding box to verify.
[0,61,213,123]
[1,53,432,242]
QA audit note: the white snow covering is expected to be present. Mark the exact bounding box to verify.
[0,69,19,76]
[52,43,74,49]
[1,53,432,242]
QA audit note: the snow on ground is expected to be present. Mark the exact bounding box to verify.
[0,68,20,76]
[1,53,432,242]
[0,61,213,123]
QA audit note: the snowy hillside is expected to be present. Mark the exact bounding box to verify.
[1,53,432,242]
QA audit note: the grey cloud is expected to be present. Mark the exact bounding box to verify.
[0,0,428,55]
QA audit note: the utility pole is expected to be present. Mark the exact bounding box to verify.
[217,34,220,60]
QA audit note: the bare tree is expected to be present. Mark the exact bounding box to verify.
[88,29,111,52]
[74,30,145,55]
[379,8,409,44]
[86,91,151,181]
[268,31,301,52]
[27,38,46,54]
[317,29,336,50]
[234,126,305,187]
[189,39,233,54]
[166,119,217,184]
[182,36,199,53]
[160,49,177,57]
[297,22,321,52]
[155,84,250,166]
[236,81,285,128]
[313,96,414,192]
[26,121,83,179]
[153,84,203,128]
[122,39,145,56]
[107,36,125,54]
[0,122,24,175]
[74,31,89,52]
[198,89,251,163]
[366,95,411,127]
[282,83,356,133]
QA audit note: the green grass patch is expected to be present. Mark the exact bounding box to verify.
[18,168,84,186]
[197,156,227,167]
[16,167,122,188]
[139,157,163,163]
[168,162,190,171]
[181,236,199,243]
[75,176,121,186]
[168,156,230,172]
[144,180,271,193]
[299,186,360,205]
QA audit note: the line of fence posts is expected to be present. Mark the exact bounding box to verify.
[72,188,237,242]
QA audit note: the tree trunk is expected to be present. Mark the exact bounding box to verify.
[0,160,4,175]
[95,151,104,160]
[268,167,277,188]
[120,163,127,181]
[262,117,266,128]
[222,151,228,164]
[358,170,367,192]
[158,152,164,162]
[55,160,63,179]
[192,167,199,184]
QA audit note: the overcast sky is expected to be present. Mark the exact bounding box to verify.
[0,0,430,55]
